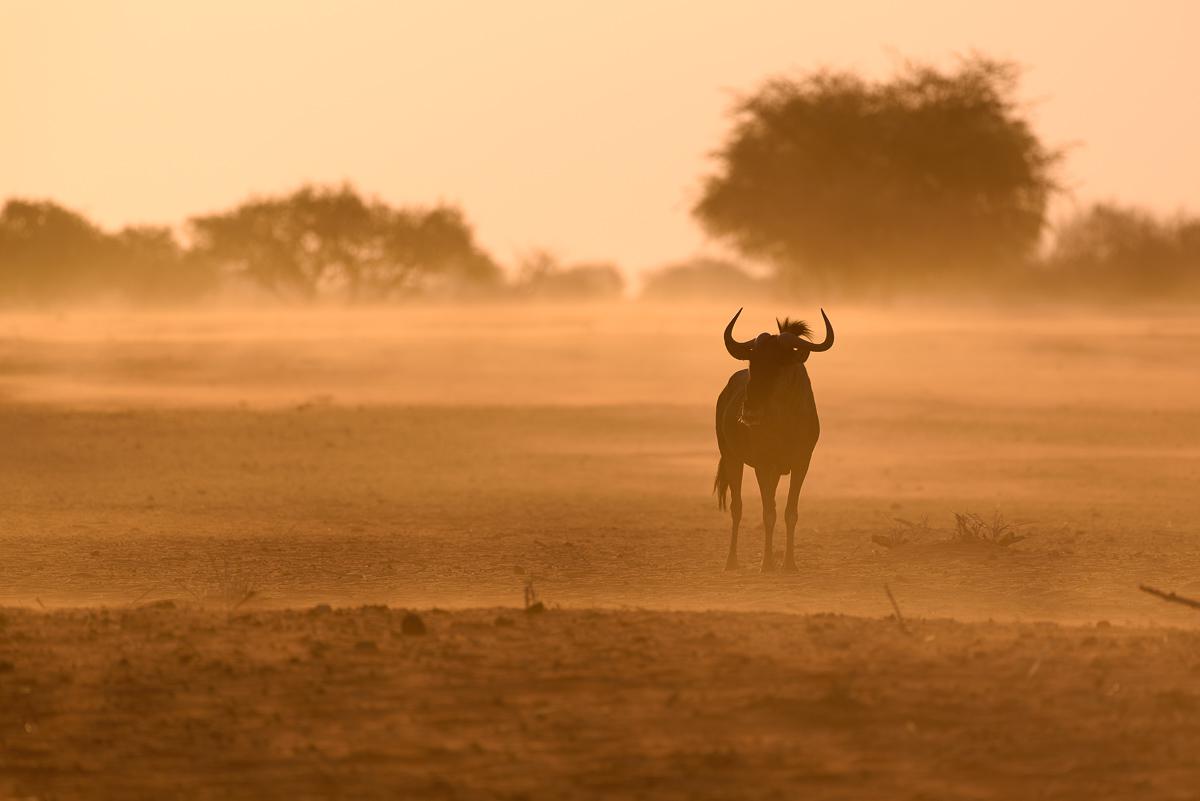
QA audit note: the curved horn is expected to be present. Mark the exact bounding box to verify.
[792,309,835,353]
[723,308,754,360]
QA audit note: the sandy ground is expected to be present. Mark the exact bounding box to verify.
[3,606,1200,800]
[2,302,1199,797]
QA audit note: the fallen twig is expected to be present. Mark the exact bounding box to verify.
[884,584,911,635]
[1139,584,1200,610]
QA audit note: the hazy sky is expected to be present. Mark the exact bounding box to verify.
[3,0,1199,272]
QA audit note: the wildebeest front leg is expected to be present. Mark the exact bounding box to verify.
[782,454,811,573]
[726,460,744,571]
[756,468,781,573]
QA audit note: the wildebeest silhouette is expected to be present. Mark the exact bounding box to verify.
[714,308,834,572]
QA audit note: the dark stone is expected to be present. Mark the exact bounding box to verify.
[401,612,427,635]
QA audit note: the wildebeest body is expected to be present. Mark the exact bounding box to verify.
[716,366,819,476]
[713,309,833,572]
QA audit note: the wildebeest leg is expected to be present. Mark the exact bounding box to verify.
[782,453,812,573]
[756,468,781,573]
[725,460,744,571]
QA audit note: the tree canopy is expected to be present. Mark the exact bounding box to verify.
[512,250,625,299]
[639,258,763,300]
[0,200,213,303]
[694,57,1060,292]
[189,185,500,300]
[1046,203,1200,296]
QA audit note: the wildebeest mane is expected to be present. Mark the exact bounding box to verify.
[776,317,812,338]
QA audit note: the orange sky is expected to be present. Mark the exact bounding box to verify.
[3,0,1199,273]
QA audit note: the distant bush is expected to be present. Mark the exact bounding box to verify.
[1042,203,1200,297]
[639,257,764,300]
[0,199,215,304]
[189,184,502,300]
[0,186,504,305]
[512,250,625,299]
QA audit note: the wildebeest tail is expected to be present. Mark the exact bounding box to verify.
[714,456,731,511]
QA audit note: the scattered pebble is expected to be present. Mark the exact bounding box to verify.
[401,613,427,635]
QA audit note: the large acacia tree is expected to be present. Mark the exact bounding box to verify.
[694,58,1060,291]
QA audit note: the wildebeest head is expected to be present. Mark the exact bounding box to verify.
[723,308,834,426]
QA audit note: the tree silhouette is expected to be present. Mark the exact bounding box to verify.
[694,57,1060,292]
[0,200,214,304]
[1046,203,1200,296]
[112,225,216,302]
[513,250,625,299]
[639,257,763,300]
[189,185,499,300]
[0,199,109,302]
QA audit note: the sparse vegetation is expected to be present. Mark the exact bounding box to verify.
[179,553,260,609]
[872,517,934,549]
[639,257,764,300]
[872,513,1030,549]
[523,578,546,613]
[1043,203,1200,298]
[511,250,625,299]
[952,511,1029,547]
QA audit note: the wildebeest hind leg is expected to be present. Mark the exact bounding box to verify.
[725,460,744,570]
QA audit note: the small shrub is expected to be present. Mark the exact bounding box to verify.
[952,511,1028,547]
[179,553,260,609]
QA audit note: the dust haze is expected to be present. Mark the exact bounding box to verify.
[4,300,1200,798]
[3,301,1198,620]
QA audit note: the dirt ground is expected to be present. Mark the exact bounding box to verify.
[3,606,1200,801]
[2,302,1199,797]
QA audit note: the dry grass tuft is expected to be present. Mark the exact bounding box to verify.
[872,517,934,549]
[180,553,261,609]
[952,511,1029,547]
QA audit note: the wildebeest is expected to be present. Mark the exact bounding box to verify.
[714,308,834,572]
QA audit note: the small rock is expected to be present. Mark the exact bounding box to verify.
[525,602,546,615]
[1096,620,1112,629]
[401,613,427,635]
[354,640,378,652]
[309,604,332,616]
[0,660,13,673]
[494,616,515,628]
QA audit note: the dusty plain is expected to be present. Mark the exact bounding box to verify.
[1,302,1199,799]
